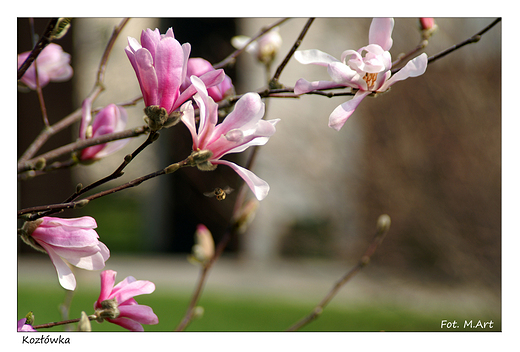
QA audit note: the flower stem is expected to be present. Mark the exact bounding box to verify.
[286,214,391,331]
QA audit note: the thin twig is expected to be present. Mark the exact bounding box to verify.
[213,18,290,70]
[17,18,59,80]
[270,18,314,86]
[18,125,149,174]
[286,214,391,331]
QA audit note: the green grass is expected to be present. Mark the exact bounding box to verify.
[17,283,500,332]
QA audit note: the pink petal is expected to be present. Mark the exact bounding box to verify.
[379,53,428,91]
[155,37,184,112]
[135,49,159,106]
[107,317,144,332]
[118,305,159,325]
[327,62,365,89]
[294,49,340,66]
[39,242,76,290]
[180,101,199,148]
[293,78,342,95]
[96,270,117,306]
[369,18,394,51]
[213,160,270,201]
[328,90,371,131]
[114,280,156,304]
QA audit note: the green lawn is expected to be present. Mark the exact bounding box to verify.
[17,283,500,332]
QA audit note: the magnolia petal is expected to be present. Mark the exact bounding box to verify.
[97,270,117,304]
[328,90,371,131]
[180,100,199,148]
[108,317,144,331]
[118,305,159,325]
[369,18,394,51]
[294,49,339,66]
[113,280,156,305]
[379,53,428,91]
[172,69,223,112]
[293,78,342,95]
[42,216,97,229]
[214,160,270,201]
[327,62,365,89]
[154,37,184,112]
[212,92,264,138]
[135,49,159,106]
[40,242,76,290]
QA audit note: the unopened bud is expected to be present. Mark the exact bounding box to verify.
[188,224,215,265]
[233,199,259,234]
[73,199,90,209]
[25,311,35,325]
[51,18,72,40]
[419,18,437,40]
[192,306,205,320]
[33,158,46,171]
[76,183,83,193]
[77,311,92,332]
[376,214,391,233]
[164,163,180,174]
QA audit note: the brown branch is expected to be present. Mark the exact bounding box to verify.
[270,18,315,86]
[213,18,290,70]
[286,214,391,331]
[17,18,59,80]
[17,125,149,174]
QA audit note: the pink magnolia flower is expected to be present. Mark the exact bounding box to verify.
[294,18,428,131]
[181,76,279,201]
[17,318,37,332]
[94,270,158,331]
[18,43,73,90]
[125,28,224,115]
[21,216,110,291]
[180,58,234,102]
[78,97,128,161]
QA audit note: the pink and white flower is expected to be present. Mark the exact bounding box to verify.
[181,76,279,201]
[78,97,128,161]
[180,58,234,102]
[18,43,73,90]
[125,28,224,115]
[294,18,428,131]
[17,318,36,332]
[94,270,158,331]
[21,216,110,291]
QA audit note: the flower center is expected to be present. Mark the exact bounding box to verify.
[363,72,378,90]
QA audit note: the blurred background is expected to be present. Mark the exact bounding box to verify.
[17,17,501,331]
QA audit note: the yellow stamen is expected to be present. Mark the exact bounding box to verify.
[363,72,378,89]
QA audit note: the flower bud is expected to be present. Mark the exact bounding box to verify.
[376,214,391,233]
[25,311,35,325]
[188,224,215,265]
[419,18,437,40]
[233,199,259,234]
[77,311,92,332]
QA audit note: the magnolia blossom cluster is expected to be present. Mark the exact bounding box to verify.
[17,19,432,332]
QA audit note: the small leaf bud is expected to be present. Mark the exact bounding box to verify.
[77,311,92,332]
[376,214,391,233]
